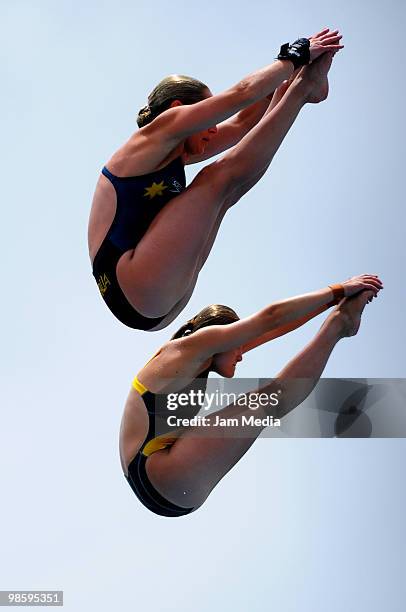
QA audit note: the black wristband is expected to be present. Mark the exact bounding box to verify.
[277,38,310,69]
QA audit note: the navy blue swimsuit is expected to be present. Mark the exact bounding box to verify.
[92,157,186,330]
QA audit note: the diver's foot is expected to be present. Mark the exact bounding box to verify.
[334,291,375,338]
[301,52,334,103]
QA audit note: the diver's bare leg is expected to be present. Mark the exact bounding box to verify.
[117,55,334,320]
[146,291,373,509]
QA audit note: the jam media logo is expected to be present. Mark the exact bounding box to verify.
[97,273,110,296]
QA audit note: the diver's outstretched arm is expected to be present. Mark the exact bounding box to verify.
[186,275,382,359]
[241,301,334,353]
[184,97,273,164]
[116,30,344,176]
[243,275,382,353]
[185,84,289,165]
[185,28,344,164]
[146,291,375,511]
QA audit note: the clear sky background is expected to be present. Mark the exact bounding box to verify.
[1,0,405,610]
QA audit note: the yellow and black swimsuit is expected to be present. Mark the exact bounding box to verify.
[126,369,209,517]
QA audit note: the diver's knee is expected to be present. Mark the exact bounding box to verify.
[195,158,238,198]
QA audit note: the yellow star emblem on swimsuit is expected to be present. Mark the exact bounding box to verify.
[144,181,168,199]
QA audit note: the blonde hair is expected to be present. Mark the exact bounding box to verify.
[171,305,239,340]
[137,74,209,127]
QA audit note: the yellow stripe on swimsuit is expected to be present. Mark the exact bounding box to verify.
[131,374,179,457]
[132,375,148,396]
[142,434,179,457]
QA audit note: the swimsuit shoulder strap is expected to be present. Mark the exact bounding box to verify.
[132,376,148,395]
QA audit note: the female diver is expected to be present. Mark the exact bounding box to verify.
[88,28,344,330]
[119,274,383,516]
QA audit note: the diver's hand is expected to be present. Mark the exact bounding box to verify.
[341,274,383,299]
[309,27,344,61]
